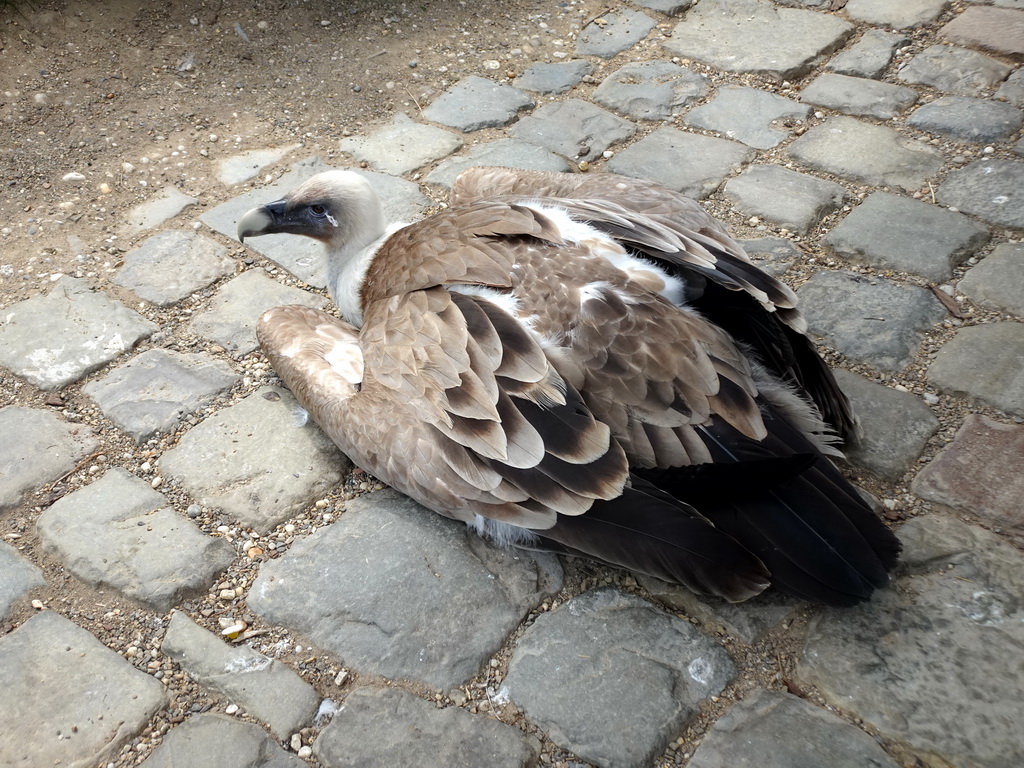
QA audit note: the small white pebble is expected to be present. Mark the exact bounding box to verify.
[62,172,86,183]
[225,704,239,715]
[298,747,312,759]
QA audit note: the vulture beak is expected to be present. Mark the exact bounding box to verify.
[237,200,292,242]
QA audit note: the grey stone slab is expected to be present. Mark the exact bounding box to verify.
[125,186,198,233]
[189,269,328,358]
[723,165,847,234]
[959,242,1024,316]
[248,489,562,690]
[160,386,348,533]
[0,406,99,512]
[0,276,157,390]
[799,73,918,119]
[832,370,940,480]
[0,541,45,620]
[0,611,166,768]
[844,0,948,28]
[927,322,1024,417]
[509,99,636,162]
[827,30,909,79]
[140,713,305,768]
[937,158,1024,229]
[114,230,236,306]
[37,468,235,610]
[426,139,571,190]
[996,68,1024,106]
[339,113,463,175]
[738,236,801,278]
[913,414,1024,534]
[824,191,990,282]
[84,349,239,442]
[688,689,901,768]
[942,5,1024,59]
[514,60,594,94]
[663,0,853,80]
[314,687,538,768]
[593,61,708,121]
[683,86,810,150]
[422,76,534,132]
[202,158,429,288]
[501,588,735,768]
[897,45,1013,96]
[217,144,301,186]
[638,576,799,643]
[908,96,1024,143]
[797,271,946,371]
[788,116,943,192]
[575,8,657,59]
[162,612,319,739]
[797,515,1024,768]
[633,0,694,12]
[607,127,754,199]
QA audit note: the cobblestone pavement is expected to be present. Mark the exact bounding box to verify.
[2,1,1023,767]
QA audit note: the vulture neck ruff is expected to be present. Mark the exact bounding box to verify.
[327,221,405,327]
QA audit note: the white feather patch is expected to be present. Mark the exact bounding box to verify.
[470,515,540,547]
[448,284,522,317]
[322,338,364,385]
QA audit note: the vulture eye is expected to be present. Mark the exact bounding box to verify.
[310,204,327,215]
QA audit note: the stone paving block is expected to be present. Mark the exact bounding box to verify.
[0,406,99,512]
[576,8,657,58]
[501,588,735,768]
[125,186,198,233]
[941,5,1024,59]
[38,468,235,610]
[827,29,908,79]
[607,127,754,198]
[908,96,1024,143]
[593,61,708,121]
[738,236,801,278]
[832,370,940,480]
[84,349,239,442]
[683,86,810,149]
[797,515,1024,768]
[160,386,348,533]
[927,322,1024,417]
[958,242,1024,316]
[0,611,166,768]
[797,271,946,371]
[113,230,236,306]
[912,414,1024,534]
[339,113,463,175]
[0,541,45,620]
[788,116,943,192]
[314,687,538,768]
[799,73,918,119]
[162,611,320,739]
[140,713,305,768]
[426,139,571,189]
[514,61,594,94]
[509,99,636,162]
[996,68,1024,106]
[844,0,948,28]
[203,158,429,287]
[423,76,534,132]
[936,158,1024,229]
[0,276,157,390]
[189,269,328,358]
[897,45,1013,95]
[687,689,900,768]
[637,576,799,644]
[723,164,847,234]
[663,0,853,80]
[217,144,301,186]
[824,191,990,282]
[249,489,561,689]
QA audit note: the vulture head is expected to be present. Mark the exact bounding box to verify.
[237,170,387,255]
